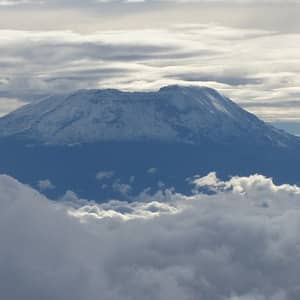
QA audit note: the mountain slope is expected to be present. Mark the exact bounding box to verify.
[0,85,299,201]
[0,85,296,147]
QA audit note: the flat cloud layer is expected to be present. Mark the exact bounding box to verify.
[1,172,300,299]
[1,0,299,4]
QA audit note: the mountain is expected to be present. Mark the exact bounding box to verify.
[0,85,299,201]
[0,85,295,147]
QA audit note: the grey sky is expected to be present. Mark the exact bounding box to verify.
[0,1,300,123]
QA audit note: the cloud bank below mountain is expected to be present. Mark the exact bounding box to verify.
[1,172,300,299]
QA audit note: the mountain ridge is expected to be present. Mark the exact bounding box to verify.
[0,85,297,147]
[0,85,299,200]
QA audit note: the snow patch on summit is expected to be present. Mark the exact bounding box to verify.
[0,85,296,147]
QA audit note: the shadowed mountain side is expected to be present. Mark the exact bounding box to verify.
[0,138,299,201]
[0,85,299,201]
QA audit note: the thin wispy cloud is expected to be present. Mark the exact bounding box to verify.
[1,0,299,5]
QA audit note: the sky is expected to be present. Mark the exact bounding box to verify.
[0,1,300,126]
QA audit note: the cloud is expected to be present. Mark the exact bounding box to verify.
[0,0,299,5]
[37,179,55,191]
[0,0,33,5]
[147,167,158,174]
[1,172,300,299]
[0,23,300,121]
[0,97,26,117]
[112,180,132,195]
[96,170,115,181]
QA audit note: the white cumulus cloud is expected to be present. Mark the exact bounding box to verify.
[1,173,300,299]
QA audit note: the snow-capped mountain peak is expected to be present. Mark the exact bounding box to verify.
[0,85,295,146]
